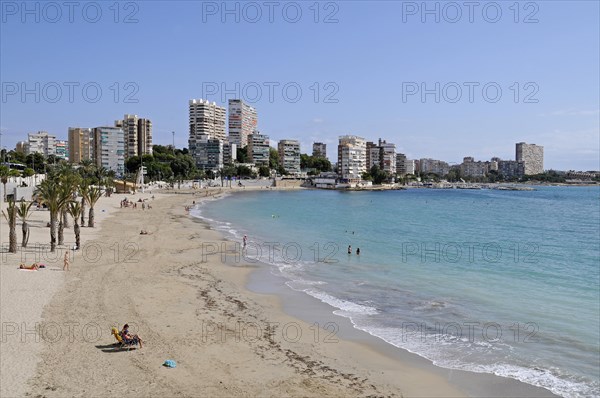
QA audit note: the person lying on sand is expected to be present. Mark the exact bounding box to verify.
[120,324,143,348]
[140,229,152,235]
[19,262,39,270]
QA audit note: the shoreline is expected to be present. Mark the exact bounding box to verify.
[14,188,466,397]
[194,189,558,397]
[1,186,562,396]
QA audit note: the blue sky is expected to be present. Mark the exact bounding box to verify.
[1,0,599,170]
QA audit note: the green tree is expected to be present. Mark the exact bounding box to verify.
[0,166,9,200]
[16,200,34,247]
[236,146,248,163]
[269,148,279,170]
[2,199,18,253]
[86,186,104,227]
[26,153,45,173]
[37,179,70,252]
[67,201,83,249]
[258,166,271,177]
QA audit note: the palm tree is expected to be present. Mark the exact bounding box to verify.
[86,186,104,227]
[16,201,34,247]
[0,165,9,200]
[37,179,70,252]
[67,201,83,250]
[79,181,90,226]
[1,199,18,253]
[57,172,80,245]
[57,182,75,246]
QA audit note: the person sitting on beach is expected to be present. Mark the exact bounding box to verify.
[120,324,143,348]
[19,262,39,270]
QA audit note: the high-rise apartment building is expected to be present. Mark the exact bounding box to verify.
[497,160,525,178]
[194,133,224,171]
[115,115,153,158]
[312,142,327,158]
[379,139,396,175]
[337,135,366,182]
[366,139,396,174]
[228,99,257,148]
[93,127,125,176]
[55,140,69,161]
[248,132,270,167]
[516,142,544,175]
[278,139,301,174]
[460,157,491,178]
[366,141,379,170]
[26,131,56,156]
[189,99,226,166]
[419,158,450,176]
[223,139,237,165]
[68,128,94,164]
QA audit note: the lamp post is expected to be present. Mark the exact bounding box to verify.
[172,131,175,155]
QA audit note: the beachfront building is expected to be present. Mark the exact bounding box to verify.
[189,99,226,166]
[516,142,544,175]
[26,131,56,156]
[419,158,450,176]
[337,135,366,183]
[366,139,396,174]
[460,157,491,178]
[396,153,407,174]
[379,140,396,175]
[68,128,94,164]
[366,141,379,170]
[312,142,327,159]
[228,99,257,148]
[55,140,68,161]
[396,154,416,176]
[223,139,237,165]
[278,139,301,175]
[93,126,125,176]
[194,133,224,171]
[115,115,153,158]
[247,132,270,167]
[497,160,525,178]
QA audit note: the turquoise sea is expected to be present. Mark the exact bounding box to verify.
[193,186,600,397]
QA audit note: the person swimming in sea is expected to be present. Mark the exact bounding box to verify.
[347,245,352,254]
[356,248,360,255]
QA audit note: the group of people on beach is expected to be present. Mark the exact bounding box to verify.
[121,198,152,210]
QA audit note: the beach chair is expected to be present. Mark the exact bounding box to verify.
[111,327,138,351]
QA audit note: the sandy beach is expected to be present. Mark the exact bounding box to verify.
[1,185,556,397]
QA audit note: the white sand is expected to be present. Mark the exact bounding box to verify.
[0,191,148,398]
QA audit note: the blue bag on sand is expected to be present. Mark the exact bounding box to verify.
[163,360,176,368]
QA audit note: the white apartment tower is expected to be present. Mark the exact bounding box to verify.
[189,99,226,166]
[337,135,367,182]
[228,99,257,148]
[26,131,56,156]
